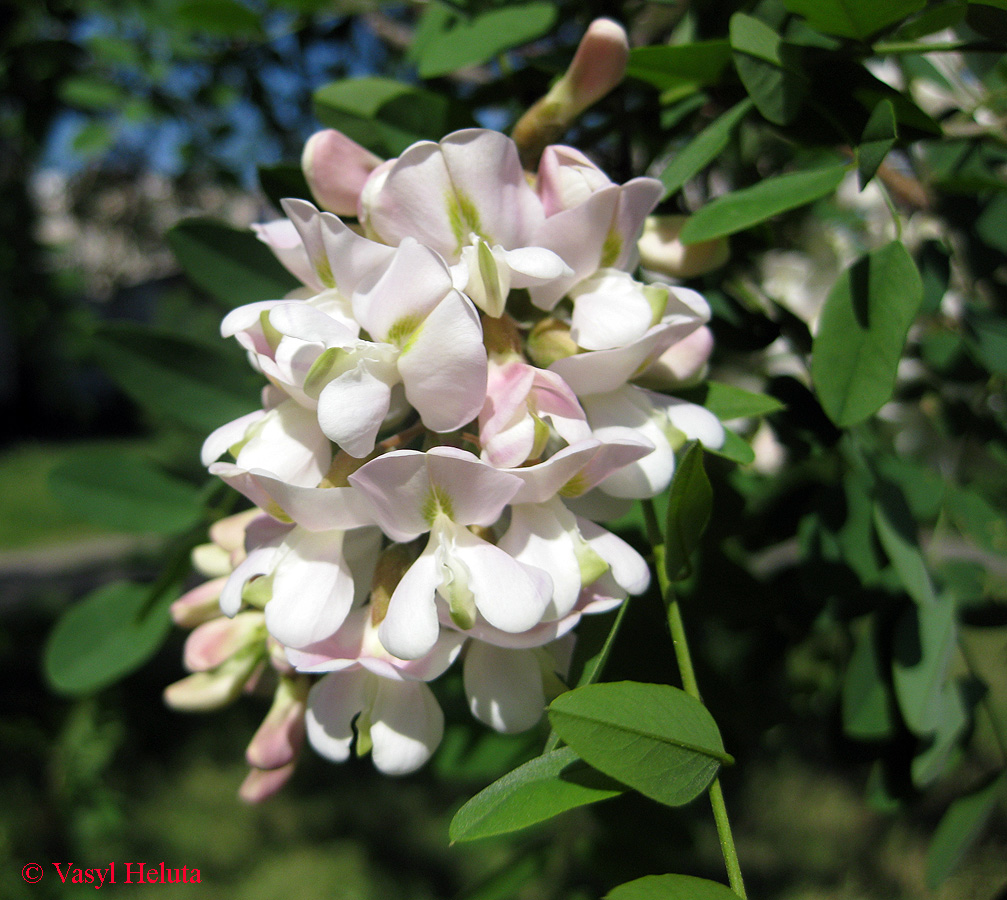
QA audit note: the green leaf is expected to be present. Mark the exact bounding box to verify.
[927,773,1007,889]
[44,581,176,696]
[679,162,848,243]
[872,480,938,607]
[90,322,261,433]
[811,241,923,427]
[963,306,1007,375]
[659,99,753,198]
[49,450,203,534]
[664,441,713,582]
[706,429,756,466]
[892,1,966,39]
[911,680,967,787]
[175,0,265,38]
[313,76,475,157]
[548,682,730,808]
[730,13,807,125]
[842,617,896,740]
[58,75,126,110]
[784,0,925,39]
[412,1,557,79]
[168,218,299,307]
[449,747,624,841]
[606,874,742,900]
[966,0,1007,40]
[892,598,957,737]
[976,191,1007,254]
[858,99,897,188]
[691,380,785,420]
[626,41,732,93]
[258,164,313,214]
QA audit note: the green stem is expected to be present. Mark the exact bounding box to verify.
[642,499,747,899]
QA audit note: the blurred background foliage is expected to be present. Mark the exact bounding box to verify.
[2,0,1007,897]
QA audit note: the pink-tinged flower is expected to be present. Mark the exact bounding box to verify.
[238,673,309,800]
[302,129,383,217]
[638,214,729,279]
[582,386,725,498]
[479,360,591,468]
[528,146,663,310]
[255,236,487,457]
[349,447,553,660]
[360,129,546,264]
[292,609,465,775]
[549,285,711,396]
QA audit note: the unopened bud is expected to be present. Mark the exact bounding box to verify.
[245,675,308,770]
[163,653,262,712]
[527,317,579,368]
[638,215,729,279]
[513,18,629,169]
[239,762,297,803]
[183,611,266,672]
[302,129,383,217]
[171,577,227,628]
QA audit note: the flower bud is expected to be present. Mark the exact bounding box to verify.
[163,654,262,712]
[183,611,266,672]
[302,129,383,217]
[170,577,227,628]
[638,215,729,279]
[238,762,297,803]
[245,676,308,771]
[512,18,629,168]
[527,317,578,368]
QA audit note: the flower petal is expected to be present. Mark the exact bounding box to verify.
[464,643,545,733]
[369,679,444,775]
[305,669,369,762]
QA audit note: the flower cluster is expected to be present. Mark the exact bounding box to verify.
[166,119,724,795]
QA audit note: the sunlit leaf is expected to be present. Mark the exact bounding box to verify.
[626,41,732,94]
[842,617,896,740]
[449,747,624,841]
[680,162,848,243]
[730,13,807,125]
[812,241,923,427]
[549,682,730,808]
[872,479,938,607]
[664,441,713,582]
[175,0,265,38]
[606,874,742,900]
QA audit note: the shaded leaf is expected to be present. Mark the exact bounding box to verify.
[812,241,923,427]
[44,582,176,696]
[963,306,1007,375]
[680,162,848,243]
[689,380,786,420]
[90,322,261,433]
[626,41,732,93]
[707,429,755,466]
[313,76,475,157]
[858,99,897,188]
[412,1,557,79]
[659,99,753,198]
[873,480,938,607]
[730,13,807,125]
[892,598,957,737]
[606,874,742,900]
[175,0,264,38]
[258,164,313,214]
[911,680,967,787]
[49,450,203,534]
[927,772,1007,889]
[842,617,896,740]
[784,0,925,39]
[549,682,730,808]
[168,218,300,307]
[664,441,713,582]
[449,747,623,841]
